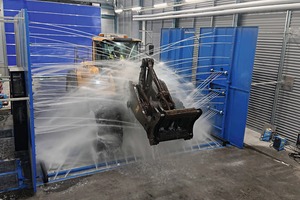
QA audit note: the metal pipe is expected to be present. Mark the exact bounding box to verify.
[0,97,29,102]
[133,0,300,19]
[134,3,300,21]
[251,80,283,86]
[142,20,146,45]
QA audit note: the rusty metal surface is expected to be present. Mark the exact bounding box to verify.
[128,58,202,145]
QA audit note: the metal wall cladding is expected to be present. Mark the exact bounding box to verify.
[120,12,133,36]
[275,11,300,143]
[178,18,195,28]
[197,27,258,148]
[215,0,235,6]
[4,0,101,70]
[181,0,213,28]
[160,28,195,81]
[214,15,234,27]
[160,27,258,148]
[102,18,114,33]
[241,12,286,131]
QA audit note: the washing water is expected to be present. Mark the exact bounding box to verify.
[30,29,223,179]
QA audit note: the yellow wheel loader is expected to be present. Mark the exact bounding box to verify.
[66,33,141,92]
[66,34,202,150]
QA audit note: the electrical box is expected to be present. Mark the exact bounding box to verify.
[261,128,273,141]
[273,136,286,151]
[9,67,29,151]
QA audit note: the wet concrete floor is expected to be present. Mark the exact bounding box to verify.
[4,146,299,200]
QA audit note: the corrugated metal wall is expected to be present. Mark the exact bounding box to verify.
[274,11,300,142]
[117,0,300,144]
[241,12,286,131]
[101,6,115,33]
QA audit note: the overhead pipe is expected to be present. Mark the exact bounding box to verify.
[133,0,300,20]
[133,3,300,21]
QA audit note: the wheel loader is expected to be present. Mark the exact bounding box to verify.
[65,34,202,151]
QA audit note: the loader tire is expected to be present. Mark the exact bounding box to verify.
[159,79,185,109]
[173,97,184,109]
[66,69,78,92]
[94,106,123,152]
[40,161,49,183]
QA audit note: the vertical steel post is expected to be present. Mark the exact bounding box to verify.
[139,0,144,40]
[270,10,292,124]
[210,0,215,27]
[142,20,146,45]
[23,9,37,193]
[191,11,199,85]
[173,0,180,28]
[232,0,241,27]
[0,0,8,76]
[114,12,118,33]
[113,0,118,33]
[14,18,21,67]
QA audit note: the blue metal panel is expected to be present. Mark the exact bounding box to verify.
[223,27,258,148]
[3,0,101,68]
[0,160,26,193]
[198,27,258,148]
[160,28,195,81]
[160,27,258,149]
[24,9,37,192]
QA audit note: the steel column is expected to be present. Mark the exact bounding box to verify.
[232,0,241,27]
[138,0,143,40]
[271,10,292,124]
[142,20,146,45]
[210,0,215,27]
[174,0,180,28]
[191,18,199,85]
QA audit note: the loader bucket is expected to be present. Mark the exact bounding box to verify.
[150,108,202,145]
[128,81,202,145]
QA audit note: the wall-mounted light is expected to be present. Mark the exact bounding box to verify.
[154,3,168,8]
[115,9,123,14]
[132,6,142,11]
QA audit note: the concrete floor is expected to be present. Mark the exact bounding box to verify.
[1,129,300,200]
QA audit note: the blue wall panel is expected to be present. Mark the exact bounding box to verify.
[224,27,259,148]
[198,27,258,148]
[160,28,195,80]
[4,0,101,70]
[160,27,258,148]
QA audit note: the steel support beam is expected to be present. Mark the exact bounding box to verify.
[191,2,199,85]
[174,0,180,28]
[141,21,146,45]
[270,10,292,124]
[232,0,241,27]
[139,0,143,40]
[211,0,215,27]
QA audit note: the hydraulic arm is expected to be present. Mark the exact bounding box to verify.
[128,58,202,145]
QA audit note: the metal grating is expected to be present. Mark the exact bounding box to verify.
[241,12,286,131]
[0,160,16,174]
[0,138,15,160]
[0,174,18,191]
